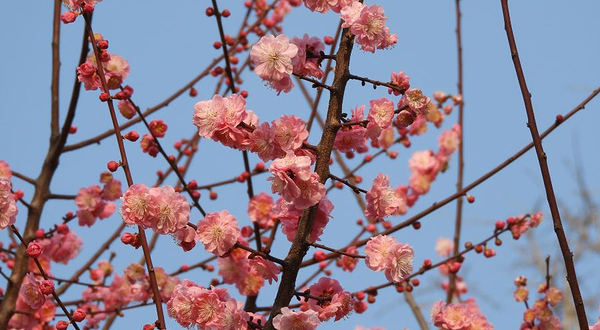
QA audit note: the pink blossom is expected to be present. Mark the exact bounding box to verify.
[103,54,130,89]
[102,178,122,201]
[438,125,462,155]
[269,154,325,210]
[197,210,241,256]
[145,185,190,234]
[77,62,101,90]
[167,281,224,328]
[20,273,46,309]
[431,299,494,330]
[63,0,102,11]
[435,237,454,257]
[148,119,168,138]
[409,150,437,174]
[275,196,333,242]
[251,34,298,90]
[350,5,392,53]
[118,99,136,119]
[249,256,280,284]
[291,34,325,79]
[307,277,354,321]
[389,71,410,95]
[367,97,395,130]
[334,105,368,153]
[217,299,249,330]
[337,246,359,272]
[0,178,17,230]
[250,122,286,161]
[193,94,249,150]
[403,89,431,115]
[364,235,398,272]
[40,229,82,264]
[272,115,309,152]
[235,268,265,296]
[273,307,321,330]
[75,185,102,213]
[383,243,414,283]
[247,192,276,228]
[0,160,12,179]
[341,1,366,27]
[120,184,150,226]
[409,172,431,195]
[218,255,249,284]
[364,173,404,221]
[303,0,353,13]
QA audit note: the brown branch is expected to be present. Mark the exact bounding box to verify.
[328,173,367,194]
[404,291,430,330]
[50,0,61,136]
[310,242,365,259]
[11,171,37,185]
[447,0,465,303]
[500,1,588,328]
[348,73,405,94]
[263,25,356,330]
[83,15,166,329]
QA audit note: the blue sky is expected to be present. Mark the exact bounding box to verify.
[1,0,600,329]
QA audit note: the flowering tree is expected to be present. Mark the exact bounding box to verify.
[1,0,599,330]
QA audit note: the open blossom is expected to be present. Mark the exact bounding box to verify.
[247,193,276,228]
[251,34,298,93]
[367,97,395,130]
[75,184,118,227]
[291,34,325,79]
[409,150,438,175]
[389,71,410,95]
[365,235,414,283]
[167,280,222,328]
[364,173,404,221]
[438,125,462,155]
[341,1,366,27]
[103,54,130,89]
[0,160,11,179]
[40,230,82,264]
[193,94,250,149]
[350,5,397,52]
[275,196,333,242]
[77,62,101,90]
[403,88,431,115]
[334,105,368,153]
[303,0,354,13]
[337,246,359,272]
[383,243,414,282]
[0,178,18,230]
[120,184,190,234]
[307,277,354,321]
[431,299,493,330]
[62,0,103,11]
[20,273,46,310]
[435,237,454,257]
[249,256,280,284]
[273,307,320,330]
[269,154,325,210]
[197,210,241,256]
[272,115,309,152]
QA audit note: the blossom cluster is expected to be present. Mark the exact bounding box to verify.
[269,153,325,210]
[78,50,130,91]
[513,276,563,330]
[60,0,103,24]
[299,277,355,321]
[430,298,494,330]
[274,195,333,242]
[167,279,254,330]
[9,273,56,329]
[364,235,414,283]
[120,184,190,234]
[0,161,17,230]
[75,172,121,227]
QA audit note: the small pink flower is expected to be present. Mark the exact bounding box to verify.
[272,115,309,152]
[235,268,265,296]
[275,196,333,242]
[103,54,130,89]
[341,1,366,27]
[364,173,403,221]
[383,243,414,283]
[435,237,454,257]
[0,178,18,230]
[409,172,431,195]
[250,257,280,285]
[20,273,46,309]
[403,89,430,115]
[273,307,320,330]
[350,5,392,53]
[40,230,82,264]
[367,97,395,130]
[118,100,136,119]
[291,34,325,79]
[0,160,12,179]
[307,277,354,321]
[148,120,168,138]
[247,193,276,229]
[364,235,398,272]
[120,184,150,226]
[77,62,101,90]
[61,11,78,24]
[101,178,122,201]
[251,34,298,90]
[268,154,325,210]
[389,71,410,95]
[438,125,461,155]
[145,186,190,234]
[250,122,285,161]
[197,210,241,256]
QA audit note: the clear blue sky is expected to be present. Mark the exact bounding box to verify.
[1,1,600,329]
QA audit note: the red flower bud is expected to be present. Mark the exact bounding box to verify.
[26,242,43,258]
[56,320,69,330]
[40,280,55,295]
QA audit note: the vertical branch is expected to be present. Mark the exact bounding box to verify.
[263,26,355,330]
[447,0,465,303]
[404,291,430,330]
[82,14,167,330]
[50,0,61,136]
[499,1,588,329]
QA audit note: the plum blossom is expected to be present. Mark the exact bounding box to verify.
[431,298,494,330]
[364,173,404,221]
[249,256,280,284]
[350,5,397,52]
[303,0,355,13]
[334,105,368,153]
[438,124,462,155]
[268,153,325,210]
[77,62,101,90]
[273,307,320,330]
[291,34,325,79]
[366,97,395,140]
[251,34,298,93]
[193,94,250,149]
[20,273,46,310]
[275,196,333,242]
[197,210,241,256]
[389,71,410,95]
[0,160,11,179]
[40,230,82,264]
[365,235,414,283]
[341,1,366,27]
[247,193,276,228]
[307,277,354,321]
[0,178,17,230]
[435,237,454,257]
[403,88,431,115]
